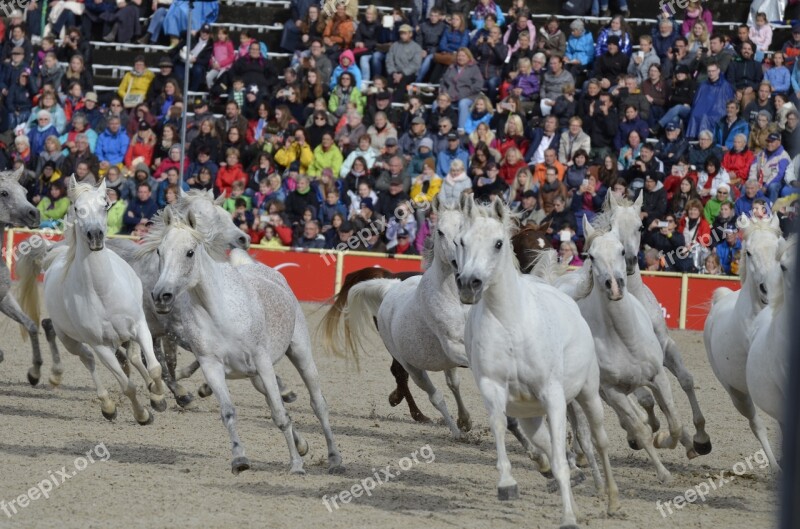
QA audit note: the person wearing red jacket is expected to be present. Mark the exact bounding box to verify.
[498,146,528,185]
[152,144,189,180]
[679,198,713,248]
[721,133,754,194]
[124,121,156,170]
[215,147,249,197]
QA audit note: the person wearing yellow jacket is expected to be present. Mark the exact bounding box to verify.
[307,132,344,178]
[273,131,314,173]
[117,56,155,105]
[410,158,442,208]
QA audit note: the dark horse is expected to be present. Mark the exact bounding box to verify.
[322,220,552,425]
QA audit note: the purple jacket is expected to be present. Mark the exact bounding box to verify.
[510,71,540,99]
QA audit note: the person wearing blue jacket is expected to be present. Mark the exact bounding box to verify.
[428,12,470,84]
[564,20,595,77]
[713,100,750,151]
[329,49,363,91]
[595,16,632,57]
[764,51,791,94]
[436,132,469,177]
[123,181,159,234]
[95,115,130,169]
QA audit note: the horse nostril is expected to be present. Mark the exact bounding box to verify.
[451,260,458,270]
[471,279,482,290]
[605,279,612,289]
[759,284,768,295]
[455,276,462,288]
[238,235,248,247]
[161,293,173,303]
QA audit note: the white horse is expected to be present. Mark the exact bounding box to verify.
[0,166,63,385]
[746,235,795,436]
[149,207,343,475]
[454,196,618,528]
[17,177,167,423]
[565,219,692,483]
[591,193,712,456]
[704,214,784,468]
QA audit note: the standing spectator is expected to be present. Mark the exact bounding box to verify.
[123,182,158,234]
[687,62,734,139]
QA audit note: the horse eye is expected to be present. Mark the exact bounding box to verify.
[621,249,626,256]
[437,229,444,237]
[781,264,788,272]
[186,249,195,258]
[156,249,160,256]
[0,190,7,198]
[495,240,502,250]
[746,251,752,257]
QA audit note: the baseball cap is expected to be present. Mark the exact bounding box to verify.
[360,197,374,211]
[793,21,800,33]
[447,132,459,140]
[411,116,426,125]
[665,122,680,132]
[385,137,398,147]
[158,56,173,68]
[389,176,403,186]
[200,23,212,33]
[399,24,413,34]
[767,132,781,142]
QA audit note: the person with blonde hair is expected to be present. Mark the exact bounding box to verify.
[439,47,484,130]
[438,158,471,205]
[464,94,494,134]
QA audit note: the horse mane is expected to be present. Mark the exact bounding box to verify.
[174,191,229,261]
[531,249,568,283]
[138,201,228,261]
[771,235,796,311]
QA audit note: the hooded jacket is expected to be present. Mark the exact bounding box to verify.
[687,76,735,139]
[329,50,363,90]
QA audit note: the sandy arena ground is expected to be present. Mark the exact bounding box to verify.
[0,301,781,529]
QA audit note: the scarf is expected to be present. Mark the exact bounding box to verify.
[445,171,468,186]
[41,63,61,78]
[474,0,495,19]
[471,109,488,121]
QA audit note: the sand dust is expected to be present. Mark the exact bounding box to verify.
[0,302,779,529]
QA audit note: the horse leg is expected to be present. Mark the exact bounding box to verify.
[663,337,711,455]
[93,344,153,425]
[568,403,601,492]
[633,387,661,433]
[444,367,471,432]
[125,340,167,413]
[40,318,64,386]
[115,348,131,377]
[404,362,461,438]
[174,359,214,398]
[389,359,430,423]
[648,369,695,458]
[285,323,344,473]
[541,384,580,527]
[576,384,620,516]
[725,385,780,469]
[477,378,518,501]
[198,359,249,474]
[276,375,296,403]
[0,294,42,386]
[59,335,117,420]
[507,416,552,477]
[602,385,672,483]
[252,353,305,475]
[156,338,193,408]
[134,321,167,412]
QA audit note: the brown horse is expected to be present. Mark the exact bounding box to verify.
[511,220,552,273]
[320,266,431,423]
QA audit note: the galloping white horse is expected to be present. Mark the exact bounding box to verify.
[560,219,693,483]
[0,166,63,385]
[594,193,712,456]
[18,177,167,423]
[746,236,796,429]
[705,214,784,468]
[149,208,343,475]
[454,197,618,527]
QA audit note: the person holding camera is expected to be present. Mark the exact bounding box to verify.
[644,213,692,272]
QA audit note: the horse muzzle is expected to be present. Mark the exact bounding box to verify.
[87,229,105,251]
[23,207,40,229]
[605,277,625,301]
[152,290,175,314]
[234,233,251,250]
[625,256,638,276]
[456,275,483,305]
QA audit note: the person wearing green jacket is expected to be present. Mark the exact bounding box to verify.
[307,132,344,178]
[106,186,128,236]
[37,180,70,229]
[328,72,365,118]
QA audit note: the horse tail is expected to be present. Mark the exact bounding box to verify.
[15,242,49,341]
[343,279,400,366]
[319,267,396,363]
[711,287,735,305]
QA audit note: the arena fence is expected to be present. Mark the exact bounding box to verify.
[4,229,738,331]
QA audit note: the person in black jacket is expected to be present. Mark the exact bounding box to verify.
[592,36,629,91]
[171,24,214,91]
[587,92,618,162]
[415,8,446,83]
[471,24,507,102]
[726,41,763,95]
[654,121,689,174]
[657,64,695,131]
[644,213,692,272]
[639,173,667,225]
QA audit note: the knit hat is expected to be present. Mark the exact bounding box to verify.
[361,197,374,211]
[570,20,584,31]
[419,138,433,151]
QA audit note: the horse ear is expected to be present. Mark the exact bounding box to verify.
[633,190,643,209]
[178,185,188,199]
[459,192,475,219]
[67,174,78,201]
[187,209,198,230]
[539,220,552,233]
[491,196,506,223]
[769,212,781,231]
[11,165,24,182]
[213,192,226,206]
[97,178,106,197]
[161,206,174,226]
[606,190,619,210]
[583,215,595,239]
[431,194,441,214]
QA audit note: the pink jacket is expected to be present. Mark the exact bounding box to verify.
[749,24,773,52]
[681,8,713,38]
[211,40,235,69]
[503,20,536,58]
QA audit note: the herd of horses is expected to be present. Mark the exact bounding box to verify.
[0,164,793,528]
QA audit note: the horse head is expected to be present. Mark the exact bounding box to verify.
[739,214,783,306]
[151,207,205,313]
[178,188,250,259]
[430,194,464,274]
[68,176,108,251]
[454,196,512,305]
[0,166,39,228]
[605,191,643,275]
[583,217,627,302]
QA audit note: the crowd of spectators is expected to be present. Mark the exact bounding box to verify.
[3,0,799,271]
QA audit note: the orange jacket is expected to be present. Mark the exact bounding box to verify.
[323,16,355,48]
[533,161,566,186]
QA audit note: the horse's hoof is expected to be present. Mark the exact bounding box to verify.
[290,464,306,475]
[176,393,194,408]
[150,397,168,412]
[650,418,661,433]
[0,350,4,363]
[49,373,63,387]
[388,390,403,407]
[101,407,117,421]
[539,469,554,479]
[575,453,590,468]
[328,464,346,475]
[411,412,432,423]
[571,469,586,487]
[282,391,297,404]
[27,370,40,386]
[231,456,250,475]
[628,439,642,451]
[457,416,472,432]
[497,484,519,501]
[137,410,155,426]
[295,435,309,457]
[198,384,213,398]
[694,439,712,456]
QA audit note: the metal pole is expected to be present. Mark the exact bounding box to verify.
[179,0,193,177]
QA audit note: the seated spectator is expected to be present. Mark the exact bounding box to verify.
[644,213,692,272]
[438,159,471,206]
[697,156,731,201]
[172,24,214,92]
[323,2,356,53]
[687,63,735,140]
[35,136,65,176]
[106,186,127,236]
[775,92,798,130]
[703,183,733,224]
[564,20,594,77]
[765,51,790,94]
[366,111,398,151]
[749,110,779,154]
[37,180,69,229]
[689,130,724,170]
[726,41,762,97]
[734,178,767,217]
[99,0,142,43]
[123,182,158,234]
[27,91,67,136]
[714,100,750,152]
[29,110,59,157]
[559,240,583,266]
[117,56,155,111]
[439,47,484,131]
[749,132,793,201]
[215,147,248,197]
[743,81,776,125]
[716,227,742,275]
[157,168,190,208]
[670,175,702,221]
[595,16,632,58]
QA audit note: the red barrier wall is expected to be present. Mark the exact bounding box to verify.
[685,276,740,331]
[641,275,683,329]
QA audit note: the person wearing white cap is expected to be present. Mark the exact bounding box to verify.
[703,182,733,224]
[564,19,595,77]
[29,109,58,156]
